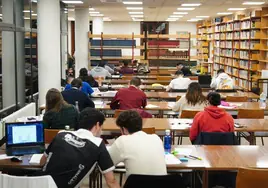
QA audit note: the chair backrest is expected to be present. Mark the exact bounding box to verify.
[180,110,201,118]
[122,75,133,80]
[114,110,125,118]
[157,76,171,81]
[194,132,238,145]
[0,174,57,188]
[142,127,155,134]
[226,96,248,102]
[236,168,268,188]
[45,129,60,144]
[158,70,170,75]
[237,109,264,119]
[170,89,187,92]
[198,75,212,85]
[176,96,181,101]
[123,174,183,188]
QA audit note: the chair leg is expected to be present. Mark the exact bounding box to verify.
[177,136,181,145]
[119,173,124,186]
[261,137,265,146]
[180,137,183,145]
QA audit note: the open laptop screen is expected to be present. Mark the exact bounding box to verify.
[5,122,44,146]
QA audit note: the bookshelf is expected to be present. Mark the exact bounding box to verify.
[198,9,262,91]
[25,32,37,61]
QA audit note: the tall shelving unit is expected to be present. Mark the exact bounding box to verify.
[259,7,268,75]
[199,9,262,91]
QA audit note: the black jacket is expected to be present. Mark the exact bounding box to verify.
[181,67,192,76]
[61,88,95,111]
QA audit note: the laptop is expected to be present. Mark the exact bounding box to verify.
[5,121,45,156]
[198,75,212,88]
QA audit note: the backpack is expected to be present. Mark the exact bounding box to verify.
[137,63,150,75]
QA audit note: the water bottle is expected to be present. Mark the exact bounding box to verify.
[259,92,267,109]
[164,130,172,151]
[75,101,79,111]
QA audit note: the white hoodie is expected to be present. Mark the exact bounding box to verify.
[210,73,234,89]
[90,66,112,78]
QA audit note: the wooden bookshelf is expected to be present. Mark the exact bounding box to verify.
[198,9,262,91]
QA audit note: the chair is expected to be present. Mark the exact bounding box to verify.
[122,76,133,80]
[0,174,57,188]
[176,96,181,101]
[226,96,248,102]
[237,109,266,145]
[142,127,155,134]
[44,129,60,144]
[180,110,201,118]
[170,89,187,92]
[156,76,171,81]
[123,174,184,188]
[236,168,268,188]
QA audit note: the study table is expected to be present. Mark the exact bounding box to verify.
[108,75,198,80]
[0,145,267,188]
[102,118,268,145]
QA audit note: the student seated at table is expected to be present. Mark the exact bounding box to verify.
[172,82,208,115]
[119,60,134,75]
[190,92,234,143]
[79,68,99,87]
[43,88,79,129]
[166,70,192,91]
[110,77,147,110]
[62,78,95,111]
[90,62,112,78]
[40,108,120,188]
[176,63,192,76]
[108,110,167,177]
[65,76,94,96]
[210,69,234,90]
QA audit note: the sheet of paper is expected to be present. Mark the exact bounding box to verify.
[178,119,193,124]
[0,154,13,160]
[146,104,159,108]
[218,105,236,109]
[116,162,125,167]
[165,154,182,165]
[174,148,192,156]
[94,101,104,105]
[229,103,243,107]
[29,154,43,165]
[112,75,121,78]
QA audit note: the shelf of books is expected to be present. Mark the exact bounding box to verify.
[198,9,263,91]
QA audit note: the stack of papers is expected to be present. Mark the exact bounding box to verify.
[146,104,159,109]
[29,154,43,165]
[165,154,182,165]
[112,75,121,79]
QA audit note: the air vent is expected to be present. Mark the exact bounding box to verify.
[100,0,122,3]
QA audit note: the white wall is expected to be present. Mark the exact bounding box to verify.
[103,21,141,57]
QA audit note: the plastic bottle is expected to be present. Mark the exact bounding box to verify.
[75,101,79,111]
[164,130,172,151]
[259,92,267,109]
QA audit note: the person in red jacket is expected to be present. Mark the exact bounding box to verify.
[110,77,147,110]
[189,92,234,142]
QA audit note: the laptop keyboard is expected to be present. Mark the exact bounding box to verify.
[9,146,44,156]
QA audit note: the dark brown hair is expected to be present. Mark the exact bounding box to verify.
[130,77,142,87]
[45,88,70,112]
[186,83,207,106]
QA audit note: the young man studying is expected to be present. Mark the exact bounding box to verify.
[40,108,120,188]
[166,70,192,91]
[110,77,147,110]
[108,110,167,177]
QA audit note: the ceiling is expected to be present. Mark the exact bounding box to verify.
[65,0,268,22]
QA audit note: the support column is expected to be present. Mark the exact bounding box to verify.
[61,9,68,79]
[75,8,89,74]
[37,0,61,105]
[2,0,15,108]
[92,17,104,35]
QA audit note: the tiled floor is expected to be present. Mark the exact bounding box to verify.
[80,136,268,188]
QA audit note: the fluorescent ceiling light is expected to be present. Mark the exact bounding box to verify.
[129,12,143,14]
[68,9,75,11]
[89,11,100,14]
[217,12,233,15]
[177,8,195,10]
[64,11,68,13]
[68,17,75,20]
[103,17,111,21]
[181,3,201,6]
[167,18,179,21]
[23,10,33,13]
[243,2,265,5]
[189,18,202,21]
[24,17,30,20]
[32,13,37,16]
[126,7,143,10]
[89,8,95,11]
[0,14,2,16]
[187,19,198,22]
[196,16,209,18]
[62,1,83,4]
[173,12,188,15]
[123,1,142,4]
[130,15,144,17]
[90,14,104,17]
[132,18,144,21]
[170,15,183,18]
[228,8,246,11]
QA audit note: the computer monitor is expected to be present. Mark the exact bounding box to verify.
[198,75,212,85]
[5,121,44,147]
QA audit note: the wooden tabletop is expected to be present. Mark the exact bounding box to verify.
[109,75,198,80]
[102,118,268,132]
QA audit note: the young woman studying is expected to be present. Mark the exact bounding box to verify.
[172,82,208,116]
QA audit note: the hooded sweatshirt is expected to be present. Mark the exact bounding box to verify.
[210,73,234,89]
[90,66,111,78]
[189,105,234,142]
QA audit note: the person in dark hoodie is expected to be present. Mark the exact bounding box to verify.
[189,92,234,142]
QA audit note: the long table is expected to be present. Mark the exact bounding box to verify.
[101,79,198,85]
[93,91,259,101]
[102,118,268,145]
[109,75,198,80]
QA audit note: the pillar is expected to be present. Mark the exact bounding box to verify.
[61,9,68,79]
[92,17,104,35]
[37,0,61,105]
[2,0,16,108]
[75,8,89,75]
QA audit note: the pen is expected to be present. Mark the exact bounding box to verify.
[189,155,202,160]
